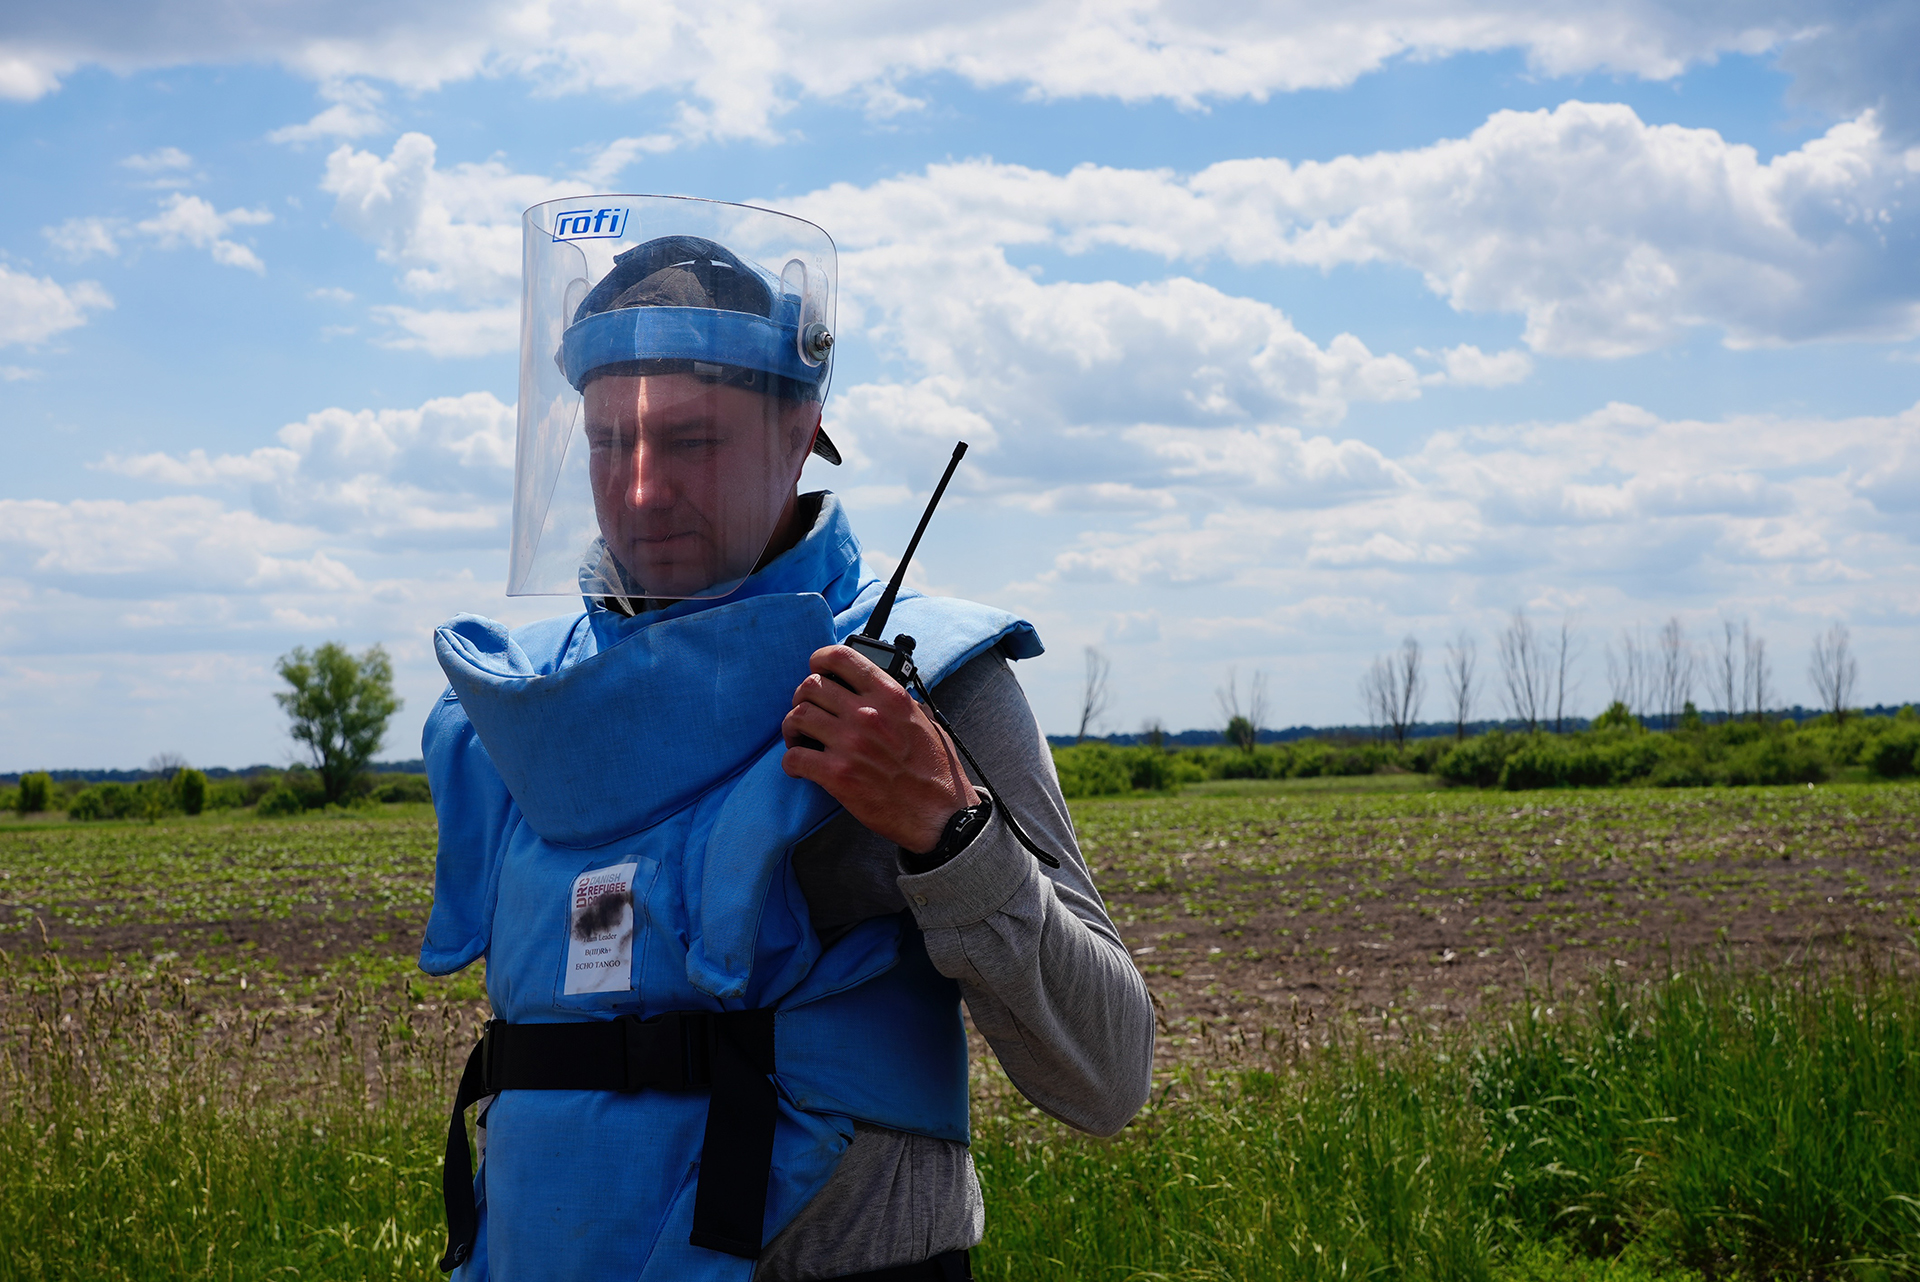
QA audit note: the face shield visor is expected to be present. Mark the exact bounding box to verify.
[510,195,840,604]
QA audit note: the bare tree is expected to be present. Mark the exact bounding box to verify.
[1606,626,1649,720]
[1655,617,1695,730]
[1714,620,1741,723]
[1550,614,1583,734]
[1497,609,1548,731]
[1743,623,1773,722]
[1076,646,1112,743]
[1809,623,1858,724]
[147,751,189,777]
[1217,667,1268,751]
[1443,632,1477,740]
[1361,636,1426,747]
[1361,657,1391,743]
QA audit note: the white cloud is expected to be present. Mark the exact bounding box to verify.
[267,80,387,144]
[369,304,519,357]
[96,390,516,546]
[1425,344,1534,387]
[48,193,277,269]
[44,216,122,260]
[322,131,560,307]
[308,286,356,304]
[121,145,193,173]
[1013,400,1920,639]
[119,145,196,186]
[0,495,333,587]
[5,1,1918,145]
[0,48,66,100]
[1,365,42,381]
[795,103,1920,358]
[134,193,275,272]
[0,265,112,346]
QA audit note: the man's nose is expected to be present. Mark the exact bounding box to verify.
[624,439,676,510]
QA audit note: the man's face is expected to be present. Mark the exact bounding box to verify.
[584,372,819,599]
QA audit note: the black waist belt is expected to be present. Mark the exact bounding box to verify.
[438,1008,777,1272]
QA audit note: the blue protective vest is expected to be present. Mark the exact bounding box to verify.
[420,495,1042,1281]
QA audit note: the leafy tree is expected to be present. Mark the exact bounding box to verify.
[1216,667,1267,752]
[1224,715,1257,753]
[274,643,403,805]
[1591,701,1638,732]
[175,768,207,816]
[15,772,52,814]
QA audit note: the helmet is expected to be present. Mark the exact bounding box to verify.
[509,195,839,603]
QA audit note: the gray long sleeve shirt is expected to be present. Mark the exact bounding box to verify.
[754,649,1156,1280]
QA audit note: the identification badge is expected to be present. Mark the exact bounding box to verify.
[564,862,639,995]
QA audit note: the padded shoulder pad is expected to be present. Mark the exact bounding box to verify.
[833,587,1041,690]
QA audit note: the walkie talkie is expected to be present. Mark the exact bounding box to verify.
[840,440,969,690]
[796,441,1064,869]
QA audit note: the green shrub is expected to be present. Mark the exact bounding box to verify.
[204,779,247,810]
[1721,733,1829,786]
[283,767,329,810]
[1862,723,1920,778]
[69,779,185,822]
[371,774,433,804]
[1398,737,1450,774]
[1214,746,1278,779]
[1436,730,1515,787]
[68,782,136,821]
[1592,700,1639,731]
[175,767,208,815]
[255,785,305,816]
[15,772,54,814]
[1646,750,1716,789]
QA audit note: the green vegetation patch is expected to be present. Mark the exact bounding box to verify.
[1052,706,1920,799]
[974,965,1920,1280]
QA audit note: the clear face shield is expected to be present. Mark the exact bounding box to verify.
[510,196,839,604]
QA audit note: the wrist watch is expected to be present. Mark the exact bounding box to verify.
[901,793,994,874]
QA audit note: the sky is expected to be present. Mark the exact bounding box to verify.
[2,0,1918,771]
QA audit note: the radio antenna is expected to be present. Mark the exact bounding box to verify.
[861,441,967,641]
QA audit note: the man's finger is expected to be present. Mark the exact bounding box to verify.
[782,702,840,747]
[791,668,864,714]
[809,644,884,692]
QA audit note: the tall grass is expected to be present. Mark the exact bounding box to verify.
[4,961,1919,1280]
[1478,963,1920,1276]
[0,964,470,1280]
[974,961,1920,1281]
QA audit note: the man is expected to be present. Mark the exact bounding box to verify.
[422,196,1153,1282]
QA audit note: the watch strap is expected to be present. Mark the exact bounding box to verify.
[901,793,994,874]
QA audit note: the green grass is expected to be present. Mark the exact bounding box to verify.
[0,970,460,1281]
[971,963,1920,1281]
[5,962,1920,1279]
[1181,771,1442,796]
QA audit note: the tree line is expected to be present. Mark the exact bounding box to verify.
[1359,612,1866,746]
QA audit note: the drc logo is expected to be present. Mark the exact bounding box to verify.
[551,208,629,241]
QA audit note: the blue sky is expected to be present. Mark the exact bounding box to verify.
[3,1,1917,770]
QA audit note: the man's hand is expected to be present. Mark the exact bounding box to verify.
[781,645,979,853]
